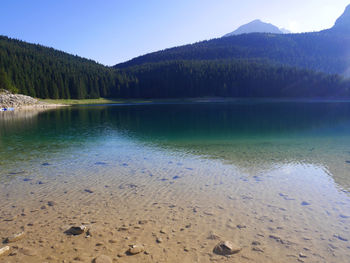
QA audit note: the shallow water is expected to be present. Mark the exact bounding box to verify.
[0,101,350,262]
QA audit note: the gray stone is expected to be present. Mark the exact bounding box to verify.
[213,241,241,256]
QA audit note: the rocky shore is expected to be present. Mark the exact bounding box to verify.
[0,90,64,109]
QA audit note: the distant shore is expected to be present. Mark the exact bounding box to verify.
[40,97,350,106]
[3,93,350,110]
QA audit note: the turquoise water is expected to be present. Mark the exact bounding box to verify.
[1,101,350,262]
[1,101,350,190]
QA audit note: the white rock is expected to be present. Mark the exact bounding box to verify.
[0,246,10,257]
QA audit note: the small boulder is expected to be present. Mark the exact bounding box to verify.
[213,241,241,256]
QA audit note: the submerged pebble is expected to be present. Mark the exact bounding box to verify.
[128,244,144,255]
[334,234,349,242]
[213,241,241,256]
[0,246,10,257]
[4,232,25,243]
[95,162,107,165]
[65,225,87,236]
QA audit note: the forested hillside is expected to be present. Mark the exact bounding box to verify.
[1,32,350,99]
[116,32,350,75]
[121,60,350,98]
[0,36,135,99]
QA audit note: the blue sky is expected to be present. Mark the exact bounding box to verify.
[1,0,349,65]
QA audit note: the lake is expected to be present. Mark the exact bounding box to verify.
[1,101,350,262]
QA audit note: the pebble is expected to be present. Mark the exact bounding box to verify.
[301,201,311,206]
[84,189,94,194]
[213,241,241,256]
[156,237,163,243]
[93,255,112,263]
[0,246,10,257]
[65,225,87,235]
[252,246,264,253]
[299,253,307,258]
[334,234,348,242]
[4,232,25,243]
[47,201,56,207]
[128,244,145,255]
[252,241,261,246]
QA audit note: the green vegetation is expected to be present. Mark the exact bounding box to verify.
[0,67,18,93]
[124,60,350,98]
[0,36,135,99]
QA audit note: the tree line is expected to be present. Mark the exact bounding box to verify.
[1,35,350,100]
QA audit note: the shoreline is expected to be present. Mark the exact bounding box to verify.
[40,97,350,106]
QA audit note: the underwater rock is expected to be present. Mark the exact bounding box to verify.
[65,225,87,236]
[0,246,10,257]
[4,232,25,243]
[128,244,144,255]
[213,241,241,256]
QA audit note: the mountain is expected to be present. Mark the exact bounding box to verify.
[328,4,350,33]
[116,5,350,75]
[223,19,285,37]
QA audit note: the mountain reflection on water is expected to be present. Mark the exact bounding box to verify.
[1,101,350,190]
